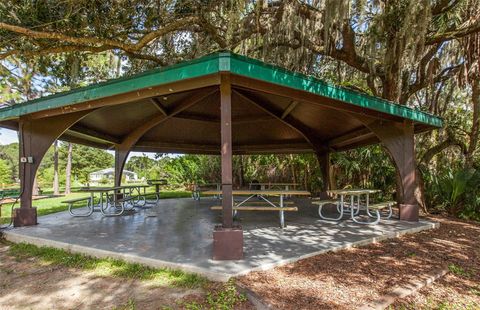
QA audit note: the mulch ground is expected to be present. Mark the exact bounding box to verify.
[237,216,480,309]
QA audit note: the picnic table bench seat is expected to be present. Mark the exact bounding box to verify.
[62,196,93,217]
[210,205,298,211]
[367,201,396,210]
[312,198,395,224]
[352,201,395,224]
[233,200,295,205]
[311,199,342,220]
[210,205,298,228]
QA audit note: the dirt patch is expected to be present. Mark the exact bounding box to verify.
[0,241,253,309]
[237,216,480,309]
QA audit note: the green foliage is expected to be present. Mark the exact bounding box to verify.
[448,263,473,278]
[125,155,164,180]
[332,146,396,197]
[425,168,480,218]
[0,142,18,182]
[183,280,247,310]
[0,158,11,184]
[113,299,136,310]
[60,143,114,184]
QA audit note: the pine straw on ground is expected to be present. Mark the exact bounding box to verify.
[237,216,480,310]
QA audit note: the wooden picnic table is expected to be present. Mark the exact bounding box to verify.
[205,189,311,228]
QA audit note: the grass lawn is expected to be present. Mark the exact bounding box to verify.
[0,190,191,225]
[7,241,207,288]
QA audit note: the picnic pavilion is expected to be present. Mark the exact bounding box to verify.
[0,52,442,260]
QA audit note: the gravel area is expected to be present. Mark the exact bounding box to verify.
[238,216,480,309]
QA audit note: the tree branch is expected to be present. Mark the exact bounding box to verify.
[426,17,480,45]
[0,16,199,55]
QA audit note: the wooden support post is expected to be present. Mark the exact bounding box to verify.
[220,73,233,228]
[114,147,129,187]
[213,73,243,260]
[16,111,91,226]
[357,117,419,221]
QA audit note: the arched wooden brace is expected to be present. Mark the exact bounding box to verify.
[113,87,218,187]
[15,110,92,226]
[356,116,418,221]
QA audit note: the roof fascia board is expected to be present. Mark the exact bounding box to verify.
[0,54,221,121]
[227,53,443,128]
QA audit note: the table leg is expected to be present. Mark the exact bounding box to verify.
[279,194,285,228]
[366,193,375,217]
[337,194,344,213]
[355,194,361,215]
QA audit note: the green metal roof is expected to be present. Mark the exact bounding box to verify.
[0,51,443,128]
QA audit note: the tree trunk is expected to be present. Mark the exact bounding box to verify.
[466,78,480,169]
[32,176,39,196]
[290,155,297,188]
[415,167,428,214]
[53,140,59,195]
[239,155,245,188]
[64,143,73,195]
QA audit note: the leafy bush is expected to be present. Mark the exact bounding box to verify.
[426,168,480,218]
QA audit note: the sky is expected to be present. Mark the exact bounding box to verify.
[0,127,161,160]
[0,128,17,144]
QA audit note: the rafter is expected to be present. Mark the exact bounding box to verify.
[233,89,326,151]
[67,124,121,145]
[121,87,217,146]
[114,87,217,185]
[150,97,168,116]
[328,127,373,147]
[172,113,276,124]
[281,101,299,119]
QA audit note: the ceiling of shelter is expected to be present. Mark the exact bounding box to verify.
[58,84,384,155]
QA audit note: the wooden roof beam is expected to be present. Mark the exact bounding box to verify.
[119,87,217,147]
[150,97,168,116]
[233,89,327,152]
[281,101,299,119]
[67,124,121,145]
[328,127,373,147]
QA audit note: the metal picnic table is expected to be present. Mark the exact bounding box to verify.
[249,182,300,191]
[205,189,311,228]
[76,184,150,217]
[190,183,221,200]
[313,188,394,224]
[146,179,167,204]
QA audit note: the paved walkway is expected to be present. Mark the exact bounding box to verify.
[3,198,437,281]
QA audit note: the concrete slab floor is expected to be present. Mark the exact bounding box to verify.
[2,198,438,281]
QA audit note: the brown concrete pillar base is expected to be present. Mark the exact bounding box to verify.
[213,225,243,260]
[13,207,38,227]
[399,204,419,222]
